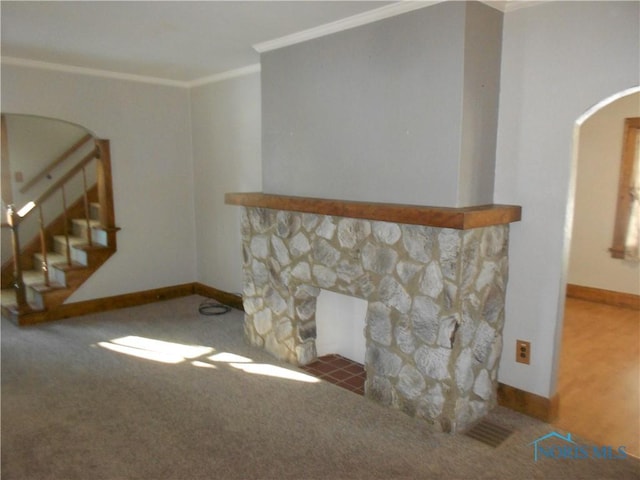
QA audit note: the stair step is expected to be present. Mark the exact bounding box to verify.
[33,252,87,287]
[52,235,90,264]
[71,218,108,246]
[90,202,101,221]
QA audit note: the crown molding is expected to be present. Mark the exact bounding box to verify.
[2,56,261,89]
[253,1,441,53]
[1,56,189,88]
[186,64,261,88]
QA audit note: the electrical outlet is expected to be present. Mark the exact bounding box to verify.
[516,340,530,365]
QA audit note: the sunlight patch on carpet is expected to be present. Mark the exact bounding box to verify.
[96,336,320,383]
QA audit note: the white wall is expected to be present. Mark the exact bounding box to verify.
[569,93,640,295]
[190,72,262,293]
[1,64,197,301]
[494,1,639,397]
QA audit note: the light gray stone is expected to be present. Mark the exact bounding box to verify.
[415,345,451,380]
[367,344,402,377]
[411,296,440,344]
[249,208,275,233]
[316,216,336,239]
[289,232,311,257]
[243,297,263,315]
[421,384,445,418]
[402,225,434,263]
[265,286,287,315]
[396,261,422,284]
[271,236,291,267]
[312,238,341,267]
[472,322,496,364]
[291,262,311,282]
[420,261,444,299]
[240,209,252,238]
[355,273,376,299]
[312,265,337,288]
[367,302,392,346]
[250,235,269,259]
[438,229,460,281]
[437,315,459,349]
[253,309,273,336]
[264,332,289,361]
[473,369,493,401]
[482,283,504,327]
[475,260,498,294]
[367,375,394,406]
[373,221,401,245]
[394,321,416,354]
[302,213,320,232]
[276,211,300,238]
[362,243,398,275]
[337,218,371,249]
[481,226,507,258]
[251,259,269,287]
[486,334,502,371]
[336,260,365,284]
[397,364,426,400]
[295,297,316,321]
[454,348,474,394]
[275,318,293,341]
[298,322,316,341]
[379,276,411,313]
[454,398,472,430]
[296,341,317,366]
[294,284,320,300]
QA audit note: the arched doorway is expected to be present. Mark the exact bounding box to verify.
[554,87,640,457]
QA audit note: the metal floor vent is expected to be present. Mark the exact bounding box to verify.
[465,419,514,448]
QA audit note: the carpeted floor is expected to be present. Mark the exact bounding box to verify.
[2,295,638,480]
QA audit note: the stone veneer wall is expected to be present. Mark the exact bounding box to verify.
[240,206,510,433]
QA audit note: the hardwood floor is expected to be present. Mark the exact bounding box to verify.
[554,297,639,458]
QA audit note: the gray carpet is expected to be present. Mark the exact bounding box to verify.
[2,295,638,480]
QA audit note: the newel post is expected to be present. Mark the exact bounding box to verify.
[6,205,28,311]
[94,139,117,245]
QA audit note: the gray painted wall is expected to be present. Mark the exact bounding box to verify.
[262,2,502,207]
[190,72,262,293]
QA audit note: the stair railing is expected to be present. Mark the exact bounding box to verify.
[5,138,114,312]
[19,133,93,195]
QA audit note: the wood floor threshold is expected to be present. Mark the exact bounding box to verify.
[566,284,640,310]
[5,282,244,326]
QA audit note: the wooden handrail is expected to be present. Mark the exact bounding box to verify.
[14,147,98,226]
[19,133,93,194]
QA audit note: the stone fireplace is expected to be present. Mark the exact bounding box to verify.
[226,192,520,433]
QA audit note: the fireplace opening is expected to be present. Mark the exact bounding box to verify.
[315,290,367,364]
[299,290,368,395]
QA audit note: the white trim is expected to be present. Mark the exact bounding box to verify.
[1,56,189,88]
[186,64,261,88]
[253,1,442,53]
[2,56,262,89]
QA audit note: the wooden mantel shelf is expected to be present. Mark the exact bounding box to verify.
[225,192,521,230]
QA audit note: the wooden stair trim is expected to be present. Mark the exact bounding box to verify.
[1,185,99,288]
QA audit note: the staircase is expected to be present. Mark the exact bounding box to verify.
[1,138,118,325]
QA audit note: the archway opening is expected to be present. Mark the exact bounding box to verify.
[555,87,639,457]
